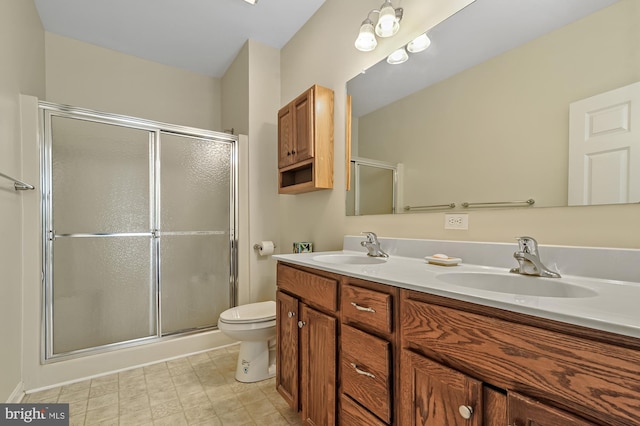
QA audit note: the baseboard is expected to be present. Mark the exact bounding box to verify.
[6,382,24,403]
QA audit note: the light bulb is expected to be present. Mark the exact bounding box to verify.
[375,1,400,38]
[355,19,377,52]
[407,33,431,53]
[387,47,408,64]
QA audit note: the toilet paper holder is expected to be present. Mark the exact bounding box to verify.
[253,242,277,250]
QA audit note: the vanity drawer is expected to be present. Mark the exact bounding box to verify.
[340,394,387,426]
[341,283,393,334]
[341,324,392,423]
[277,263,338,312]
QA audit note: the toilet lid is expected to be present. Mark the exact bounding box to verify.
[219,301,276,324]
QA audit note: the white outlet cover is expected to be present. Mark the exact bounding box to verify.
[444,214,469,230]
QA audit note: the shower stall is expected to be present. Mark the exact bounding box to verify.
[39,102,238,361]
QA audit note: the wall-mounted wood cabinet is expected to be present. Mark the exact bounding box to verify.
[277,85,334,194]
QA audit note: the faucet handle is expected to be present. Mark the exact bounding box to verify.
[515,236,538,254]
[361,231,378,242]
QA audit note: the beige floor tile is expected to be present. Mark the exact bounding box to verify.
[89,381,119,398]
[153,411,189,426]
[120,393,151,415]
[183,402,217,424]
[87,391,119,411]
[21,346,299,426]
[178,390,209,409]
[84,403,119,424]
[149,388,179,406]
[217,407,256,426]
[209,392,244,415]
[150,398,183,420]
[57,388,90,404]
[119,407,153,426]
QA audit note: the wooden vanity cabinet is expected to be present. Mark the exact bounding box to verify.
[400,289,640,426]
[276,262,640,426]
[277,85,334,194]
[276,263,339,425]
[339,278,398,425]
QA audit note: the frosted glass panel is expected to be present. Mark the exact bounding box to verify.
[360,165,394,215]
[161,235,231,334]
[52,236,155,354]
[51,116,151,234]
[160,133,232,231]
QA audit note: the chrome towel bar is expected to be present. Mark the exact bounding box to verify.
[0,171,35,190]
[404,203,456,211]
[462,199,534,208]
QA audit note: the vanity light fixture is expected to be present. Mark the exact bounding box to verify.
[355,1,403,52]
[243,0,258,4]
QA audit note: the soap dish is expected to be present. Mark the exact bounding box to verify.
[424,255,462,266]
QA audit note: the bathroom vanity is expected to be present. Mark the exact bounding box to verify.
[274,237,640,426]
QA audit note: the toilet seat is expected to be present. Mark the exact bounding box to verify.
[219,301,276,324]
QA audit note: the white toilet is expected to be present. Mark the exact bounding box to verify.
[217,301,277,383]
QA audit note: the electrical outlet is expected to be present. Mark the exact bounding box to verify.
[444,214,469,230]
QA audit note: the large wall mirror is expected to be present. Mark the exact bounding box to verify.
[346,0,639,216]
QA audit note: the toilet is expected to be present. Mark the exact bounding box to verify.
[217,301,277,383]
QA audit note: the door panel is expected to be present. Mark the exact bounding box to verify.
[569,81,640,205]
[52,236,155,354]
[400,349,482,426]
[51,115,150,234]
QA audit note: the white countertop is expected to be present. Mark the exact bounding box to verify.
[274,250,640,339]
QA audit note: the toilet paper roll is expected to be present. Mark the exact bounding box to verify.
[258,241,274,256]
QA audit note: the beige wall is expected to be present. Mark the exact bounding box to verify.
[221,40,281,305]
[280,0,640,250]
[0,0,45,402]
[45,33,222,130]
[359,1,638,210]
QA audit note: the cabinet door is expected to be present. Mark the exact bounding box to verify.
[300,303,337,425]
[292,88,314,163]
[400,349,482,426]
[276,290,299,410]
[278,105,294,168]
[508,392,597,426]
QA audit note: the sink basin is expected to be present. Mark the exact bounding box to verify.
[436,272,598,298]
[313,254,387,265]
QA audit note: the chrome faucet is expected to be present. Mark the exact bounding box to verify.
[361,232,389,258]
[510,236,560,278]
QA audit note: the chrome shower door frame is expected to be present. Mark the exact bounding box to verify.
[40,102,238,362]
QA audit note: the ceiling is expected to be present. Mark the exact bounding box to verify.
[34,0,326,78]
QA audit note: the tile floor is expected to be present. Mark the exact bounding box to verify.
[23,345,303,426]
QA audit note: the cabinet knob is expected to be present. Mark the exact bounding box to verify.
[297,321,306,328]
[287,311,295,318]
[458,405,473,420]
[287,151,291,156]
[291,149,296,154]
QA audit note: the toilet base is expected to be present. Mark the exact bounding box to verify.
[234,340,276,383]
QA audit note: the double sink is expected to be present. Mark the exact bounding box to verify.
[313,253,597,299]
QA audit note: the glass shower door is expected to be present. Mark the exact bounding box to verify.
[159,133,234,335]
[48,115,156,355]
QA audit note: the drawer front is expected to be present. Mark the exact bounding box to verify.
[340,394,387,426]
[341,324,391,423]
[401,293,640,426]
[342,284,392,334]
[277,263,338,312]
